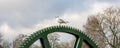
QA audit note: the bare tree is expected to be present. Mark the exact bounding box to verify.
[2,41,11,48]
[30,44,42,48]
[0,33,2,43]
[82,42,89,48]
[0,33,3,48]
[84,7,120,48]
[48,32,60,48]
[13,34,27,48]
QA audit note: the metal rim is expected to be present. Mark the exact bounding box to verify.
[19,25,99,48]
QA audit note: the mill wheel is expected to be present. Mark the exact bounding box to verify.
[19,25,99,48]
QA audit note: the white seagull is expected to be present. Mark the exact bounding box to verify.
[55,16,69,25]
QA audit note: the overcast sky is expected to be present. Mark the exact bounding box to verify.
[0,0,120,42]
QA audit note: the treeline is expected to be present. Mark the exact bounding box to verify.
[0,33,77,48]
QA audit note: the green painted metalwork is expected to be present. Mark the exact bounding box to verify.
[19,25,99,48]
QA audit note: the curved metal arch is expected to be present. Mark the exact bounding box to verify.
[19,25,99,48]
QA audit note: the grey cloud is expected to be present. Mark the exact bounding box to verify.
[0,0,118,28]
[0,0,75,28]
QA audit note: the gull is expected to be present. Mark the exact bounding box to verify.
[55,16,69,25]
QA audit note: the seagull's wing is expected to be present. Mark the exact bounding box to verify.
[59,19,64,22]
[59,19,65,22]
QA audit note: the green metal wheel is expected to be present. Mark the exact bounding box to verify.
[19,25,99,48]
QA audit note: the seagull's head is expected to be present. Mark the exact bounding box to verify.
[55,16,59,18]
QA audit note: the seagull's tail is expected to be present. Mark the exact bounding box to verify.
[65,21,69,23]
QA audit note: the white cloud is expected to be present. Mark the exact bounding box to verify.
[0,0,33,26]
[35,12,89,30]
[34,1,118,34]
[90,2,115,14]
[35,19,58,29]
[0,23,19,42]
[61,12,88,29]
[0,23,38,42]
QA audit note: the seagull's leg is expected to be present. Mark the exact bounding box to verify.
[59,23,60,25]
[59,23,61,25]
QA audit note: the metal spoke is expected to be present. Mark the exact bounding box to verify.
[74,38,83,48]
[40,35,51,48]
